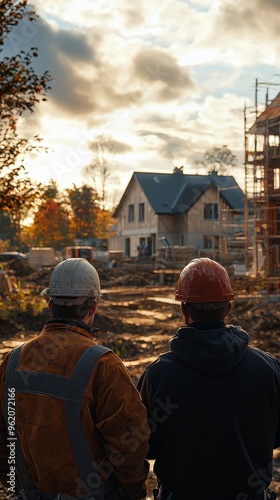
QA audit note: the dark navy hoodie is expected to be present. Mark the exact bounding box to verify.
[138,322,280,500]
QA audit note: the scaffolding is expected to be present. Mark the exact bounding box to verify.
[245,79,280,277]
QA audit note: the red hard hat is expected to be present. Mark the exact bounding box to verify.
[175,258,234,303]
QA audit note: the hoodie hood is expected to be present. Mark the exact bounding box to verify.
[169,324,249,376]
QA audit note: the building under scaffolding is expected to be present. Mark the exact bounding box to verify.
[245,80,280,277]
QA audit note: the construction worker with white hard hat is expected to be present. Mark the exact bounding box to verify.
[0,258,150,500]
[138,258,280,500]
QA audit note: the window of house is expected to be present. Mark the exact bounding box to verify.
[125,238,130,256]
[204,203,218,220]
[128,204,134,222]
[204,235,219,249]
[139,203,145,222]
[274,168,280,190]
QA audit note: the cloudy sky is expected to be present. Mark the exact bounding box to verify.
[7,0,280,205]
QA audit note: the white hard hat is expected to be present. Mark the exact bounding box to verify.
[41,258,101,305]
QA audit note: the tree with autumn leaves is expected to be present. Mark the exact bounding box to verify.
[66,185,113,242]
[26,183,70,249]
[67,185,100,240]
[0,0,52,244]
[23,182,113,250]
[0,2,113,250]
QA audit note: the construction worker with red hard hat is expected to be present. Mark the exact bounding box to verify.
[0,258,150,500]
[138,258,280,500]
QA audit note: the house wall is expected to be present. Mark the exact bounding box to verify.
[185,186,238,248]
[109,177,243,257]
[186,186,220,248]
[108,177,158,257]
[156,186,238,250]
[157,215,182,246]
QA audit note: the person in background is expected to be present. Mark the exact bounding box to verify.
[0,258,149,500]
[138,258,280,500]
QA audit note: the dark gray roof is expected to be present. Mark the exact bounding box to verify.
[114,170,245,216]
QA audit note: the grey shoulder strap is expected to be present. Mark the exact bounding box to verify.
[5,343,112,492]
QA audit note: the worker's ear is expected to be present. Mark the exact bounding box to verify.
[181,302,190,325]
[225,302,232,317]
[48,299,53,311]
[89,300,97,315]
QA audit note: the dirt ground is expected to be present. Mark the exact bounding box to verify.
[0,261,280,498]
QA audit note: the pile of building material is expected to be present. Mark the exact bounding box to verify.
[156,245,197,267]
[28,247,56,268]
[108,250,124,262]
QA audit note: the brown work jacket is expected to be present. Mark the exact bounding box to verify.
[0,320,149,498]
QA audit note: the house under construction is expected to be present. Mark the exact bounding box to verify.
[245,81,280,277]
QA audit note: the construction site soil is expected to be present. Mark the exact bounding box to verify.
[0,260,279,498]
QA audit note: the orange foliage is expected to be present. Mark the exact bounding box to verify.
[28,199,70,249]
